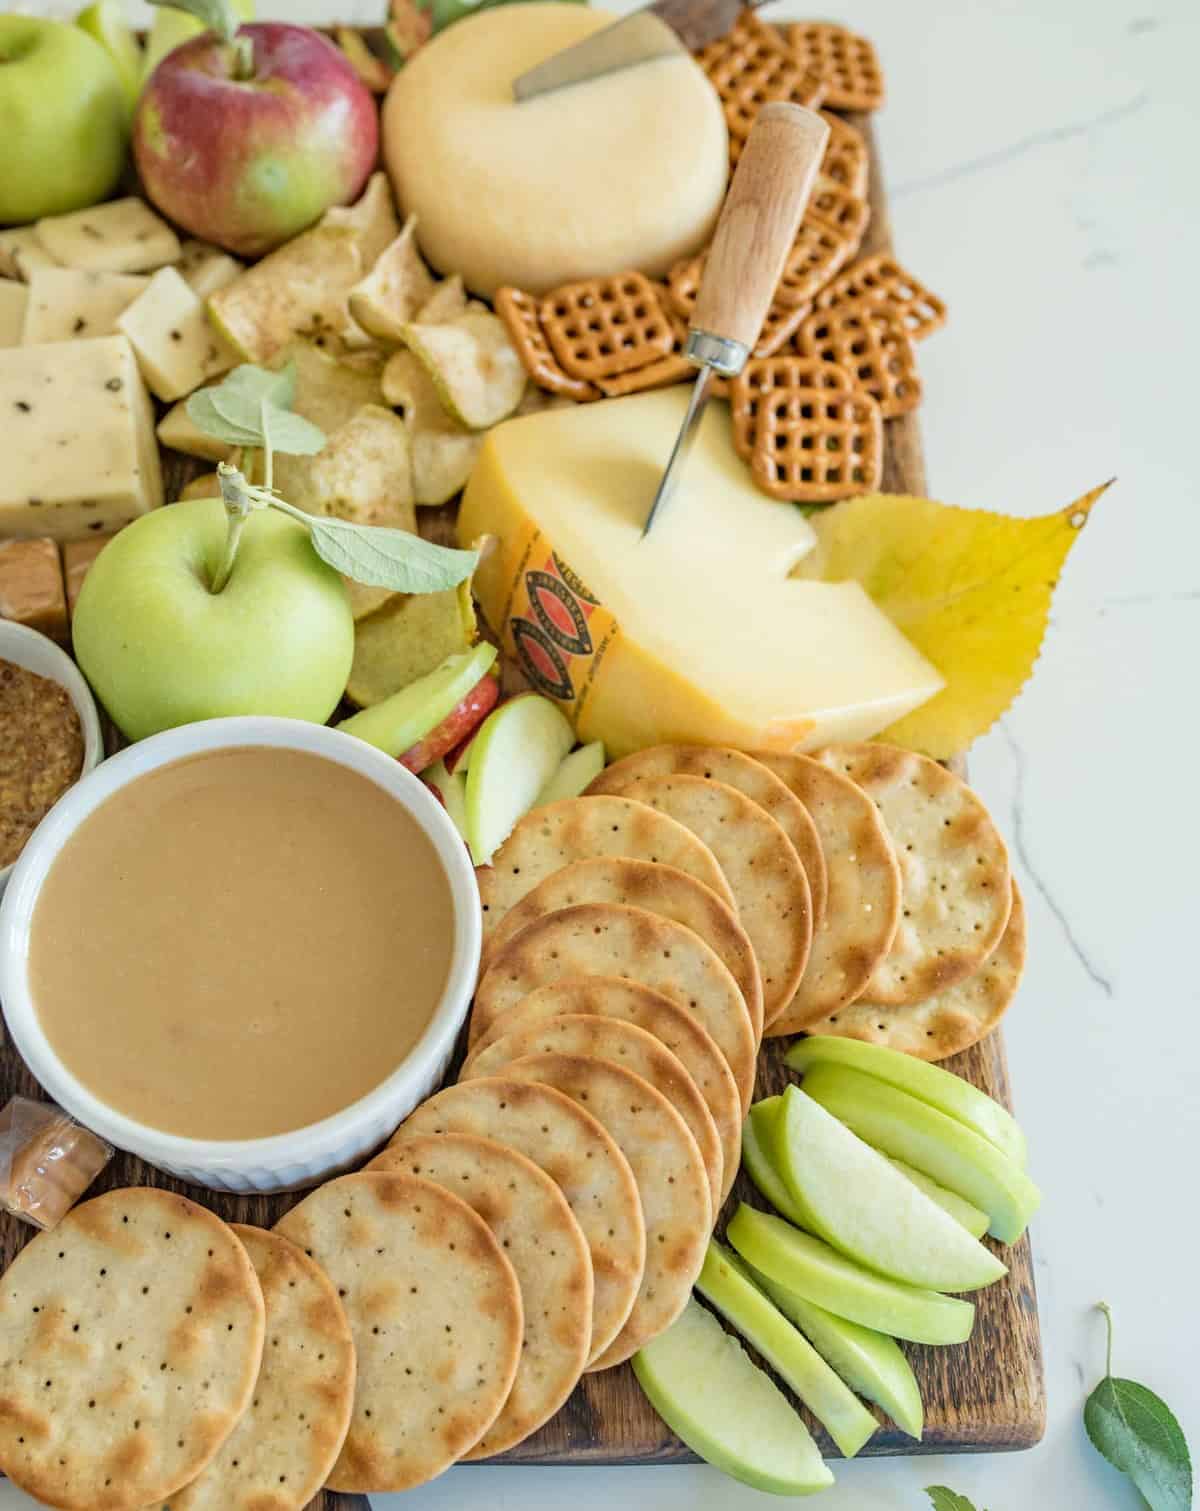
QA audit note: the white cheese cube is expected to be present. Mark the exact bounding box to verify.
[117,267,236,401]
[0,228,60,282]
[178,240,244,299]
[20,270,148,345]
[0,282,28,348]
[34,197,182,274]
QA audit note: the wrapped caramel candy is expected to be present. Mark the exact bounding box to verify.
[0,1097,112,1231]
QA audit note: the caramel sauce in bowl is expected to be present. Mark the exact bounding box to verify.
[0,718,482,1192]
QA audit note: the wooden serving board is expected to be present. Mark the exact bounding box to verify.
[0,98,1044,1508]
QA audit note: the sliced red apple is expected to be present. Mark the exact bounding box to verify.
[464,693,575,866]
[398,670,498,774]
[337,643,496,757]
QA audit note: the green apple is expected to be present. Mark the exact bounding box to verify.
[464,693,575,866]
[786,1036,1026,1167]
[76,0,142,115]
[535,740,606,807]
[745,1267,924,1441]
[0,16,127,223]
[632,1298,834,1496]
[727,1205,976,1347]
[772,1085,1006,1292]
[338,644,497,757]
[800,1065,1041,1245]
[749,1095,989,1238]
[697,1242,877,1458]
[73,500,353,741]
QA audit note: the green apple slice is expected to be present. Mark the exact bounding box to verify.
[889,1159,990,1240]
[76,0,142,113]
[465,693,575,865]
[535,741,606,807]
[632,1299,834,1496]
[801,1065,1041,1245]
[786,1036,1026,1168]
[423,760,468,842]
[772,1086,1006,1292]
[337,643,496,757]
[727,1205,975,1346]
[746,1267,924,1441]
[697,1243,877,1457]
[743,1100,810,1227]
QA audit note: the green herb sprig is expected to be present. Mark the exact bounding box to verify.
[925,1488,986,1511]
[187,362,477,598]
[1085,1303,1192,1511]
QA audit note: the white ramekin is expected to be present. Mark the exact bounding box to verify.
[0,716,481,1194]
[0,621,104,899]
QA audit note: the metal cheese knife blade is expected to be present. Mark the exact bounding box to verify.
[642,102,830,536]
[514,0,762,101]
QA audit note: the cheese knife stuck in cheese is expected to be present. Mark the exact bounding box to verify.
[642,103,829,537]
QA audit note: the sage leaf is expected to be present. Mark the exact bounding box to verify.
[186,362,325,455]
[185,389,263,448]
[1085,1306,1192,1511]
[925,1489,983,1511]
[305,513,478,593]
[257,402,325,456]
[147,0,240,44]
[221,361,297,411]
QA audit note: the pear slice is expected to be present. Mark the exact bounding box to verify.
[727,1204,975,1347]
[746,1266,924,1440]
[400,311,526,430]
[697,1243,877,1457]
[322,172,399,271]
[801,1064,1042,1245]
[348,217,437,343]
[632,1299,834,1497]
[416,275,468,325]
[772,1085,1006,1292]
[383,349,482,505]
[785,1036,1027,1167]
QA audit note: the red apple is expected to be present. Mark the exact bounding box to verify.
[398,673,500,775]
[134,20,378,257]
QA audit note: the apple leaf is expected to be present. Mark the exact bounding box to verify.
[1085,1305,1192,1511]
[304,513,478,594]
[925,1491,984,1511]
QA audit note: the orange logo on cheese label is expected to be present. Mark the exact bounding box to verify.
[504,538,617,723]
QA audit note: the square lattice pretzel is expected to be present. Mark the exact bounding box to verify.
[730,355,883,502]
[787,21,885,111]
[815,254,948,341]
[666,258,809,360]
[797,301,923,418]
[807,177,871,259]
[774,213,858,308]
[539,272,675,382]
[494,286,599,400]
[698,11,825,164]
[819,111,870,199]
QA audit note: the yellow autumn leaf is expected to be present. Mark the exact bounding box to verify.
[796,482,1109,758]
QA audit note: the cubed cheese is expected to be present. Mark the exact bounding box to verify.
[0,336,164,540]
[117,267,236,401]
[459,390,944,756]
[34,197,181,274]
[0,228,60,281]
[177,240,244,299]
[20,270,148,344]
[63,535,115,618]
[0,538,67,641]
[0,282,28,348]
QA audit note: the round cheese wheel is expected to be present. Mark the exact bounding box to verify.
[382,4,729,297]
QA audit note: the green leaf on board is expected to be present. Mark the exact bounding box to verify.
[146,0,240,45]
[1084,1304,1192,1511]
[925,1489,983,1511]
[304,512,478,594]
[186,362,325,454]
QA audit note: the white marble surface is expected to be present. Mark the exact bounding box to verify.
[5,0,1199,1507]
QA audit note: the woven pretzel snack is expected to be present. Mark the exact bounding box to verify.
[815,253,948,341]
[495,286,598,400]
[539,272,676,382]
[797,300,923,418]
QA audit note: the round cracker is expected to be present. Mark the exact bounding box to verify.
[0,1188,266,1511]
[816,744,1012,1005]
[472,902,758,1113]
[591,746,828,925]
[478,795,736,945]
[807,880,1027,1060]
[462,1015,724,1212]
[479,856,763,1041]
[582,773,811,1024]
[500,1052,711,1370]
[753,750,903,1031]
[156,1226,355,1511]
[369,1134,592,1459]
[389,1078,645,1365]
[274,1172,522,1492]
[466,976,743,1204]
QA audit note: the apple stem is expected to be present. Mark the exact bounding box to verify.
[231,30,255,81]
[211,470,253,594]
[1097,1301,1115,1378]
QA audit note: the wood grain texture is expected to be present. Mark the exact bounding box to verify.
[0,96,1043,1511]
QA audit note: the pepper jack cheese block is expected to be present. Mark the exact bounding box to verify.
[0,282,27,348]
[117,267,236,401]
[0,336,164,540]
[20,269,148,345]
[459,391,943,757]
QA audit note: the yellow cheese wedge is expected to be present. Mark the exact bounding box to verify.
[459,391,943,757]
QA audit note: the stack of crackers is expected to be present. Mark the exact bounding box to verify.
[496,11,950,506]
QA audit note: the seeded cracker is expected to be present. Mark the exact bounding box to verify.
[274,1172,522,1492]
[0,1187,265,1511]
[154,1226,355,1510]
[463,1015,724,1212]
[472,902,758,1113]
[370,1134,592,1457]
[391,1079,645,1365]
[465,977,743,1205]
[816,744,1012,1006]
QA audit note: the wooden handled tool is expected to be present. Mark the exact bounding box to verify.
[641,103,829,536]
